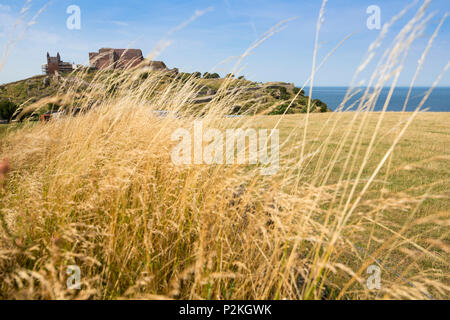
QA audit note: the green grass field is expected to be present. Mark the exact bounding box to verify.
[256,112,449,203]
[262,112,450,298]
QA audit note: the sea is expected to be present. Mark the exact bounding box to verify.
[304,87,450,112]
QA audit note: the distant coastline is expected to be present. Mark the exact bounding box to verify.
[305,86,450,112]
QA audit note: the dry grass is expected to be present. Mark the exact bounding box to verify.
[0,0,448,300]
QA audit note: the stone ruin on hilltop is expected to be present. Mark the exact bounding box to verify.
[88,48,168,71]
[42,52,74,75]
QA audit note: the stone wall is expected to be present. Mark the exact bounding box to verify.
[43,53,73,75]
[89,48,144,70]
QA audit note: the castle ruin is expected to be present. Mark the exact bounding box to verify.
[42,53,74,75]
[88,48,168,71]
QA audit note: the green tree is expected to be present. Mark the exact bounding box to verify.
[0,100,18,121]
[279,87,290,100]
[203,72,220,79]
[178,72,192,81]
[293,87,305,96]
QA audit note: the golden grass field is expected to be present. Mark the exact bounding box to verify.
[0,103,448,300]
[0,0,448,300]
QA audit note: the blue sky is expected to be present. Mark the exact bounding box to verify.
[0,0,449,86]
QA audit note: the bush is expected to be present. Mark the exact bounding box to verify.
[293,87,305,96]
[271,87,290,100]
[178,73,192,81]
[140,72,150,80]
[203,72,220,79]
[268,102,296,115]
[313,99,328,112]
[279,87,290,100]
[0,100,18,121]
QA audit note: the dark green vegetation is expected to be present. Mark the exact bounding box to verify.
[0,70,329,121]
[0,100,18,121]
[0,74,70,122]
[0,75,53,107]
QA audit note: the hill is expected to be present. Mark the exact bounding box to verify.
[0,70,330,122]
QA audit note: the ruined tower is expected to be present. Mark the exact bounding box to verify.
[42,52,74,75]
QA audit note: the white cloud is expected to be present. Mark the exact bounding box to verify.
[0,10,17,39]
[93,20,130,27]
[0,4,11,12]
[25,29,62,44]
[112,21,129,27]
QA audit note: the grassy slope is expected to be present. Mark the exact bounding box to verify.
[253,112,450,294]
[0,111,447,299]
[0,73,328,118]
[256,112,449,200]
[0,75,51,105]
[254,112,449,232]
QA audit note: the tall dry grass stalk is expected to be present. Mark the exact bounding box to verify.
[0,1,448,299]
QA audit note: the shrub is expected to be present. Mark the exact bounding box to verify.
[313,99,328,112]
[0,100,18,121]
[268,102,296,115]
[178,72,192,81]
[203,72,220,79]
[140,72,150,80]
[270,87,290,100]
[293,87,305,96]
[279,87,290,100]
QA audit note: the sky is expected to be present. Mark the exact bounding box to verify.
[0,0,449,86]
